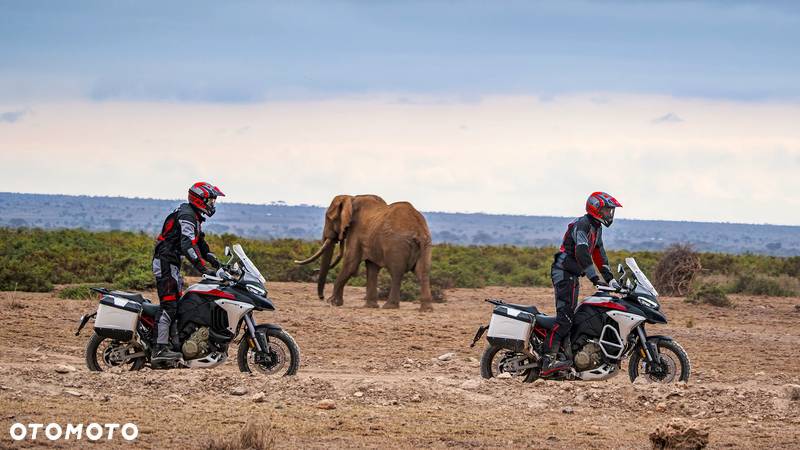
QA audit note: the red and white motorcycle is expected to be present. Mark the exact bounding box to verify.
[472,258,690,383]
[77,244,300,375]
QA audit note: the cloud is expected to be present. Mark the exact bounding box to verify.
[651,112,684,124]
[1,94,798,224]
[0,109,28,123]
[1,2,800,103]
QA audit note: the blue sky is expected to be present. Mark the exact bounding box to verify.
[2,1,799,103]
[1,1,799,224]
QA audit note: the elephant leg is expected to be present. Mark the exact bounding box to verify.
[364,261,380,308]
[416,246,434,312]
[328,253,361,306]
[382,268,403,309]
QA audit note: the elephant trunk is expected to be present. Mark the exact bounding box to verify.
[294,238,333,265]
[316,241,337,299]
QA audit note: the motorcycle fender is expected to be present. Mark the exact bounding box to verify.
[470,324,488,348]
[642,335,673,362]
[75,312,97,336]
[256,323,283,332]
[235,321,282,344]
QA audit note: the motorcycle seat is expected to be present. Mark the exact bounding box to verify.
[141,303,161,317]
[503,303,541,315]
[110,290,152,304]
[534,314,557,330]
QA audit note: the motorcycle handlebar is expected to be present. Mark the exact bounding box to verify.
[596,285,628,294]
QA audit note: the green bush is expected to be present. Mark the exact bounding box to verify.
[1,227,799,298]
[687,283,732,307]
[58,284,101,300]
[729,274,797,297]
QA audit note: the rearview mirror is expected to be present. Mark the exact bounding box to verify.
[224,246,231,257]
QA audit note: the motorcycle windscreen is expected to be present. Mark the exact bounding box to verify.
[625,257,658,297]
[233,244,266,284]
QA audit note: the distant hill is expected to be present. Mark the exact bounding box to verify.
[2,192,798,256]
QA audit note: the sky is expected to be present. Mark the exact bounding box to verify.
[0,1,799,224]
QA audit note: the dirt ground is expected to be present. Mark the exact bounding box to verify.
[1,280,799,449]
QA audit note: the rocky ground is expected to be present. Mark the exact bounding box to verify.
[1,280,799,449]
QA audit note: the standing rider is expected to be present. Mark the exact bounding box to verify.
[151,182,226,362]
[541,192,622,375]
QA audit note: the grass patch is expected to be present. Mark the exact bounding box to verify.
[729,274,798,297]
[57,284,103,300]
[686,283,733,308]
[2,227,800,297]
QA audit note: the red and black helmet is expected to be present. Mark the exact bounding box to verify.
[586,192,622,227]
[188,182,225,217]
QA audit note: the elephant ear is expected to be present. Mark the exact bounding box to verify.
[326,195,353,241]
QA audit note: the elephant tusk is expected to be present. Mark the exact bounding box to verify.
[329,240,344,269]
[294,238,333,265]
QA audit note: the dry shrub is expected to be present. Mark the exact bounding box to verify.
[655,244,702,296]
[205,415,274,450]
[649,418,709,449]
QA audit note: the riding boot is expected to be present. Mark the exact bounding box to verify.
[152,344,182,362]
[540,353,571,376]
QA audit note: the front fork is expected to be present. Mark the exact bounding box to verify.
[244,313,268,352]
[636,326,659,364]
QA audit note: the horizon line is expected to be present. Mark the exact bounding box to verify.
[3,190,798,229]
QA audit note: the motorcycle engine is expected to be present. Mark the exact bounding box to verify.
[181,326,210,359]
[573,342,604,371]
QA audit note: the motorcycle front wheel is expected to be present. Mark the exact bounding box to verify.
[628,338,691,383]
[85,332,145,372]
[479,344,539,383]
[237,326,300,376]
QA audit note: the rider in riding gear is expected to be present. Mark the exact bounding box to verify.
[151,182,226,362]
[541,192,622,376]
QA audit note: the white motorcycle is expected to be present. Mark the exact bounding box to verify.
[472,258,690,383]
[77,244,300,375]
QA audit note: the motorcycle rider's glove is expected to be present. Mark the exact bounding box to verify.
[590,275,605,286]
[206,252,221,269]
[215,267,232,280]
[609,279,621,291]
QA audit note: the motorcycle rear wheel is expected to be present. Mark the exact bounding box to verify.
[628,339,690,383]
[85,332,145,372]
[480,344,539,383]
[237,326,300,376]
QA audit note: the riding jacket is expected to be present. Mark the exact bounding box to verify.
[553,214,614,283]
[153,203,220,273]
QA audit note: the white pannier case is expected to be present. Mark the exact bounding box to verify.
[94,295,142,341]
[487,305,534,352]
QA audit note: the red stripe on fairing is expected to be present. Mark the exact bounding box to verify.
[189,288,234,300]
[588,301,626,311]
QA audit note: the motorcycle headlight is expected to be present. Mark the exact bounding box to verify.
[638,296,659,310]
[247,284,266,297]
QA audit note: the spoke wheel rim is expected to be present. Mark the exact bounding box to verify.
[491,350,531,382]
[96,340,137,373]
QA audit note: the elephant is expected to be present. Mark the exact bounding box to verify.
[295,194,434,311]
